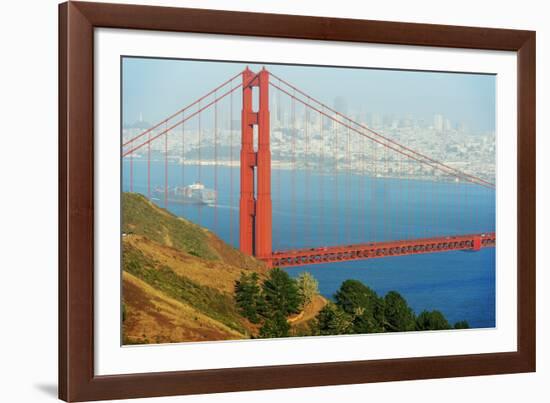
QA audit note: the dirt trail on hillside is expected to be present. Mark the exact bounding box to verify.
[289,295,328,326]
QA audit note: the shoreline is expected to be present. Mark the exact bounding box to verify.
[124,158,495,185]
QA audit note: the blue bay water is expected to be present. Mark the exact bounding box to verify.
[123,160,496,328]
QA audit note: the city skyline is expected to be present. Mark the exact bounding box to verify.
[122,58,496,134]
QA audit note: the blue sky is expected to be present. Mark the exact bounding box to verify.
[122,57,496,132]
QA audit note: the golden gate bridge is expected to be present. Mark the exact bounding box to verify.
[122,67,496,268]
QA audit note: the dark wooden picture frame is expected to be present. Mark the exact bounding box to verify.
[59,1,536,401]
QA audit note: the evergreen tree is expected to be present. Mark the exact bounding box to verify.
[234,272,264,323]
[383,291,416,332]
[415,310,451,331]
[454,320,470,329]
[262,268,303,317]
[334,279,385,333]
[259,311,290,338]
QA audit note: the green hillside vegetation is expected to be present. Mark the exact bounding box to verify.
[123,192,217,260]
[124,245,246,334]
[122,193,324,344]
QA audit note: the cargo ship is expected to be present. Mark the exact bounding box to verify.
[153,181,217,205]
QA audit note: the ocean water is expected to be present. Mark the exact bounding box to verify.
[123,160,496,328]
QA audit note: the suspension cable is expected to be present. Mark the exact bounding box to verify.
[164,121,168,208]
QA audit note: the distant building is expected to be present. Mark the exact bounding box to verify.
[433,114,444,132]
[444,118,452,132]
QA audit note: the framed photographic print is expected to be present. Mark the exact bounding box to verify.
[59,1,536,401]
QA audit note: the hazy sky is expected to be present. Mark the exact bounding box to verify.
[122,57,496,132]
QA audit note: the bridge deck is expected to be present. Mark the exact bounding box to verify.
[267,232,496,268]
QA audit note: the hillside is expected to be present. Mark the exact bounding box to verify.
[122,193,324,345]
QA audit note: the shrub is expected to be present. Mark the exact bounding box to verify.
[297,272,319,308]
[454,320,470,329]
[311,302,353,336]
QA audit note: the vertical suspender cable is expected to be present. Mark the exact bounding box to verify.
[290,92,297,246]
[432,166,436,237]
[473,169,478,233]
[371,142,380,242]
[181,111,185,215]
[214,90,218,232]
[164,121,168,208]
[427,165,431,237]
[384,147,390,240]
[334,119,339,245]
[462,178,467,236]
[319,109,324,247]
[424,163,428,236]
[147,132,151,199]
[442,135,446,237]
[362,135,366,243]
[276,81,282,249]
[389,146,393,239]
[129,152,134,193]
[408,159,412,240]
[399,147,404,239]
[201,101,202,225]
[346,125,351,244]
[465,178,469,236]
[304,101,310,247]
[229,84,234,246]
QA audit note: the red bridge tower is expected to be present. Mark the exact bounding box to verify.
[239,68,273,265]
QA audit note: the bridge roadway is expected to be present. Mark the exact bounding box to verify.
[267,232,496,268]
